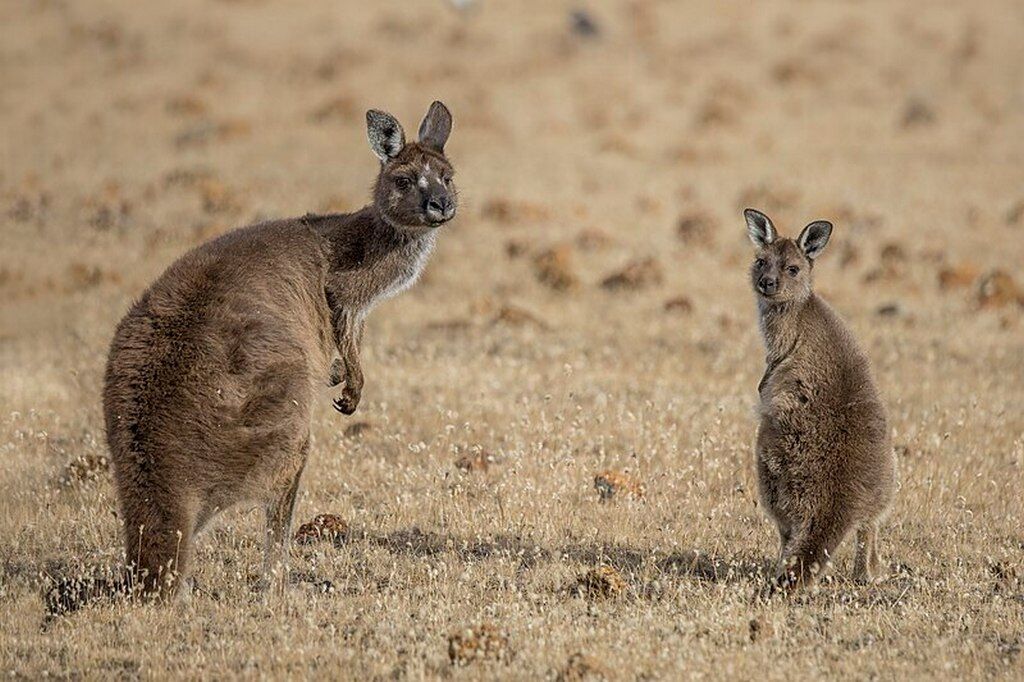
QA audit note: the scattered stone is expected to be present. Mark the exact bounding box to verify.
[749,616,775,642]
[879,242,908,265]
[570,9,600,38]
[448,623,511,665]
[576,565,627,599]
[977,270,1024,308]
[875,302,901,318]
[693,99,736,129]
[343,421,372,438]
[455,450,494,473]
[901,97,936,128]
[293,514,349,546]
[593,469,645,501]
[938,264,979,290]
[676,211,716,246]
[663,296,693,314]
[505,239,530,259]
[1006,200,1024,227]
[575,228,614,251]
[165,94,207,117]
[493,304,549,329]
[534,245,580,291]
[58,453,110,487]
[66,263,114,291]
[558,652,611,681]
[601,257,663,291]
[481,198,549,225]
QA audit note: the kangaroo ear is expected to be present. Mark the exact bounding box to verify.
[366,109,406,163]
[417,101,452,152]
[797,220,833,260]
[744,209,777,248]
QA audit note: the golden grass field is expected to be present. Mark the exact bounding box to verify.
[2,0,1023,678]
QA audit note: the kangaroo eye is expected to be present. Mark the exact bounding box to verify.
[394,177,411,190]
[754,258,766,268]
[787,265,800,276]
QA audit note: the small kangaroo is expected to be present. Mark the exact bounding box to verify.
[100,101,457,601]
[744,208,895,591]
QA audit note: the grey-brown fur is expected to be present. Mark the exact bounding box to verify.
[100,102,457,601]
[744,208,896,591]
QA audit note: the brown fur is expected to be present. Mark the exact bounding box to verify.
[744,209,896,591]
[100,102,457,600]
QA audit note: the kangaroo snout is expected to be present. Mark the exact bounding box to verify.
[758,275,778,296]
[425,194,455,224]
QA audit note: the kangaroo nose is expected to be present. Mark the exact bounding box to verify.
[758,276,778,295]
[425,195,454,223]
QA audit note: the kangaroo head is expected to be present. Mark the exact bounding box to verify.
[744,208,832,305]
[366,101,457,235]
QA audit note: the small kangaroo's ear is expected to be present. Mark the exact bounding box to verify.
[366,109,406,163]
[417,101,452,152]
[744,208,777,248]
[797,220,833,260]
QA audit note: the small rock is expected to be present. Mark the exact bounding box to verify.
[448,623,511,665]
[749,616,774,642]
[938,264,979,290]
[558,652,611,681]
[492,304,548,329]
[601,257,663,291]
[481,198,549,225]
[977,270,1024,308]
[1006,200,1024,227]
[343,421,372,438]
[293,514,349,546]
[576,565,627,599]
[534,245,580,291]
[875,302,901,318]
[663,296,693,314]
[505,239,530,258]
[570,9,600,38]
[901,97,936,128]
[165,94,207,117]
[593,469,645,501]
[575,228,614,251]
[455,450,494,473]
[676,211,716,246]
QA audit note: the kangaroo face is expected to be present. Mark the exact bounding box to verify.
[751,239,810,302]
[377,146,456,231]
[366,102,457,235]
[744,208,833,305]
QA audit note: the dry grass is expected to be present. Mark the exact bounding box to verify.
[2,0,1023,678]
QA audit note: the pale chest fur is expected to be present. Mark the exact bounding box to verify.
[360,232,435,315]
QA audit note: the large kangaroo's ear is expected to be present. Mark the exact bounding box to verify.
[797,220,833,260]
[417,101,452,152]
[366,109,406,163]
[744,208,777,248]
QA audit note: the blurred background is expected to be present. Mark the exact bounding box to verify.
[3,0,1023,355]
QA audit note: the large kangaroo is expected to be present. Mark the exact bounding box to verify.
[744,209,896,591]
[102,102,457,599]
